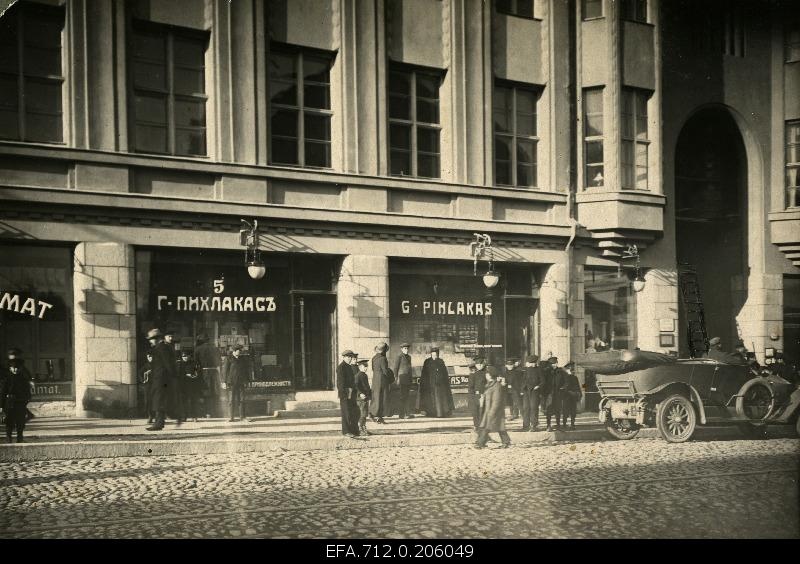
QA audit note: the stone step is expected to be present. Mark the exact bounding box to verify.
[275,408,341,419]
[284,401,341,411]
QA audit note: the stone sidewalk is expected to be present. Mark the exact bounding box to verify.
[2,412,791,462]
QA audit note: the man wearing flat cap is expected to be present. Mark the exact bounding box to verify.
[222,344,252,422]
[420,346,454,417]
[370,343,394,424]
[354,358,373,436]
[145,328,172,430]
[521,354,542,431]
[336,350,359,437]
[393,343,414,419]
[467,356,487,430]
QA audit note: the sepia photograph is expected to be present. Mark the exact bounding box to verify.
[0,0,798,547]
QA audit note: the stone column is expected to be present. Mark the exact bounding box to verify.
[85,0,118,151]
[230,0,257,164]
[539,262,574,363]
[636,268,679,353]
[735,273,783,364]
[336,256,390,374]
[73,243,137,418]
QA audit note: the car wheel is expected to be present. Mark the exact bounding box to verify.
[605,418,640,440]
[656,394,697,443]
[737,422,769,439]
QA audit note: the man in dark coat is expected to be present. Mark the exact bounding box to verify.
[474,367,511,449]
[707,337,748,365]
[560,361,582,430]
[468,356,487,430]
[543,356,564,431]
[521,354,542,431]
[503,358,522,421]
[140,352,154,423]
[178,351,202,422]
[354,358,373,436]
[2,359,32,443]
[370,343,394,424]
[164,328,183,423]
[6,348,35,421]
[393,343,414,419]
[222,345,251,422]
[146,328,172,431]
[194,333,221,418]
[336,350,358,437]
[421,346,454,417]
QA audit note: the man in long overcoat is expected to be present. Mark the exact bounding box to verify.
[543,356,565,431]
[146,328,172,431]
[503,358,522,421]
[521,354,542,431]
[560,361,582,430]
[194,333,221,417]
[2,359,32,443]
[467,356,487,430]
[393,343,414,419]
[164,328,183,423]
[421,347,454,417]
[370,343,394,424]
[474,367,511,449]
[222,345,251,422]
[336,350,358,437]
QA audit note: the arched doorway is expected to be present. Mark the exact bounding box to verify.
[675,107,748,356]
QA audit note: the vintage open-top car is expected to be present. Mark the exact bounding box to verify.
[575,350,800,443]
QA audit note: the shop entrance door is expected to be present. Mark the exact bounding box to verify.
[292,293,336,390]
[504,297,539,361]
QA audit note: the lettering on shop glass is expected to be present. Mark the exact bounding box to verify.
[400,300,493,316]
[0,292,54,319]
[157,295,277,312]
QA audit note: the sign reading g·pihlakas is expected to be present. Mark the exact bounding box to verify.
[0,291,54,318]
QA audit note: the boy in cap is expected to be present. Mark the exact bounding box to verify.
[336,350,359,437]
[560,361,582,430]
[521,354,542,431]
[393,343,414,419]
[355,358,373,436]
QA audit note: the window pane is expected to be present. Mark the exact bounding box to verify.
[495,158,512,185]
[134,94,167,125]
[517,163,535,187]
[636,114,648,139]
[270,52,296,81]
[0,109,19,139]
[23,46,61,77]
[787,144,800,165]
[495,136,511,160]
[416,74,439,99]
[417,127,439,154]
[173,37,205,68]
[303,56,330,83]
[517,138,536,165]
[583,0,603,19]
[174,68,204,96]
[390,150,411,176]
[133,61,166,91]
[787,167,799,188]
[516,0,534,18]
[175,128,206,156]
[494,108,511,134]
[24,79,61,114]
[621,140,634,166]
[175,99,206,127]
[517,112,536,137]
[586,164,604,186]
[636,143,648,189]
[636,165,648,190]
[621,111,634,138]
[586,140,603,164]
[389,94,411,120]
[516,89,536,114]
[0,75,18,109]
[271,136,298,165]
[417,99,439,124]
[390,123,411,151]
[494,86,512,111]
[584,89,602,115]
[496,0,512,14]
[134,124,167,153]
[417,153,439,178]
[271,109,298,137]
[305,140,331,168]
[132,32,165,62]
[270,80,297,106]
[389,71,410,95]
[585,113,603,137]
[304,84,330,110]
[787,123,800,145]
[622,163,634,189]
[304,113,330,142]
[24,10,63,49]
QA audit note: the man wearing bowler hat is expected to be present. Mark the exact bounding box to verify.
[145,328,172,431]
[336,350,359,437]
[393,343,414,419]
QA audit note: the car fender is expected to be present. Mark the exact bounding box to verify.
[643,382,707,425]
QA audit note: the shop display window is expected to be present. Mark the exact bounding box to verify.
[584,268,637,351]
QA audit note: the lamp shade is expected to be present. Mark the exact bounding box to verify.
[247,260,266,280]
[632,275,646,293]
[482,269,500,289]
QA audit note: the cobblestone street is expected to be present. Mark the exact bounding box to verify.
[1,435,798,539]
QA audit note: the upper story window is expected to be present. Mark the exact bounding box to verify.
[388,65,442,179]
[583,88,604,188]
[129,22,208,157]
[787,121,800,208]
[721,2,745,57]
[621,0,647,23]
[495,0,534,19]
[582,0,603,20]
[0,2,65,143]
[493,81,540,188]
[269,45,334,168]
[786,23,800,63]
[621,89,650,190]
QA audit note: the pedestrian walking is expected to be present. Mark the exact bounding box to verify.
[521,354,542,431]
[370,343,394,424]
[420,346,454,417]
[468,356,487,430]
[1,359,32,443]
[164,328,183,423]
[543,356,564,431]
[145,328,172,431]
[140,352,154,423]
[393,343,415,419]
[474,367,511,449]
[178,351,202,422]
[221,345,251,422]
[194,332,221,418]
[5,348,35,421]
[336,350,358,437]
[355,358,373,436]
[560,361,582,430]
[503,358,522,421]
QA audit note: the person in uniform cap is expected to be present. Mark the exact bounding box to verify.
[336,350,359,437]
[370,343,394,424]
[542,356,564,431]
[145,328,172,430]
[503,358,523,421]
[468,356,487,430]
[222,344,251,422]
[521,354,542,431]
[474,367,511,449]
[420,346,454,417]
[560,361,582,430]
[354,358,373,436]
[393,343,414,419]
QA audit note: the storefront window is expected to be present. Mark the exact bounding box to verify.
[0,245,73,400]
[584,268,637,351]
